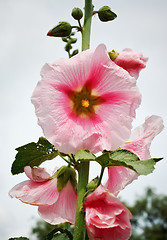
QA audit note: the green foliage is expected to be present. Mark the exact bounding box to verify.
[8,238,29,240]
[75,149,162,176]
[96,149,162,175]
[31,221,73,240]
[11,137,58,175]
[127,188,167,240]
[75,150,95,161]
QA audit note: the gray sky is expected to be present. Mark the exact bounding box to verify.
[1,0,167,239]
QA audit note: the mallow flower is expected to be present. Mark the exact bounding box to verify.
[106,115,164,196]
[31,44,142,154]
[9,166,77,225]
[83,185,132,240]
[113,49,148,79]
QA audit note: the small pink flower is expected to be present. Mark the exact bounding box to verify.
[31,44,141,154]
[106,115,164,196]
[9,166,77,225]
[84,185,132,240]
[113,49,148,79]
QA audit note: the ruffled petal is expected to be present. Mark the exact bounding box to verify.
[84,185,132,240]
[113,48,148,79]
[24,166,51,182]
[9,177,59,206]
[38,181,77,224]
[106,115,164,195]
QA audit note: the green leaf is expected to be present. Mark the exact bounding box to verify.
[96,149,163,175]
[75,150,96,161]
[46,226,73,240]
[11,137,58,175]
[51,234,70,240]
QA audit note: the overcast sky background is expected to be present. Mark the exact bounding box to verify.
[1,0,167,239]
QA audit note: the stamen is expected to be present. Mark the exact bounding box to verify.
[81,99,90,108]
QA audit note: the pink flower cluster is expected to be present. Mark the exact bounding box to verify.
[9,45,164,239]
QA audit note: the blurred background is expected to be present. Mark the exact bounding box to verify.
[1,0,167,239]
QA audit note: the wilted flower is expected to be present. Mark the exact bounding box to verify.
[32,44,141,154]
[9,166,77,224]
[113,49,148,79]
[106,115,164,196]
[84,185,132,240]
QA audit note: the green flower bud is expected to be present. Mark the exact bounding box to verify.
[108,50,119,60]
[56,166,77,191]
[71,49,79,57]
[98,6,117,22]
[65,42,72,52]
[71,7,83,20]
[87,176,99,191]
[47,22,72,37]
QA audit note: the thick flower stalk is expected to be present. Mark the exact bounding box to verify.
[84,185,132,240]
[106,115,164,196]
[9,166,77,224]
[31,44,141,154]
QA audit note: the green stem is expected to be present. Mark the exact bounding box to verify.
[82,0,93,51]
[73,1,93,239]
[97,166,105,187]
[73,161,90,240]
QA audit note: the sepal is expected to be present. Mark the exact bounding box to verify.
[108,49,119,60]
[56,166,77,191]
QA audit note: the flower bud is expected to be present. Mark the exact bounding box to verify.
[108,50,119,60]
[87,176,99,191]
[47,22,72,37]
[71,7,83,20]
[98,6,117,22]
[56,166,77,191]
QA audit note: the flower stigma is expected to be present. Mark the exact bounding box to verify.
[81,99,90,108]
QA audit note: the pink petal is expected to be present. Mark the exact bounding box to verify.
[32,44,141,154]
[38,181,77,224]
[84,185,132,240]
[9,177,59,206]
[113,48,148,79]
[124,115,164,159]
[24,166,51,182]
[106,115,164,195]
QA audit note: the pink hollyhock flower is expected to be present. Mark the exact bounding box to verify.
[106,115,164,196]
[31,44,141,154]
[113,49,148,79]
[84,185,132,240]
[9,166,77,225]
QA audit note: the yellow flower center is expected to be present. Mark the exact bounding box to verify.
[81,99,90,108]
[68,85,104,117]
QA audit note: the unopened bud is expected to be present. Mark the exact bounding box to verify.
[56,166,77,191]
[71,7,83,20]
[87,176,99,191]
[98,6,117,22]
[47,22,72,37]
[108,50,119,60]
